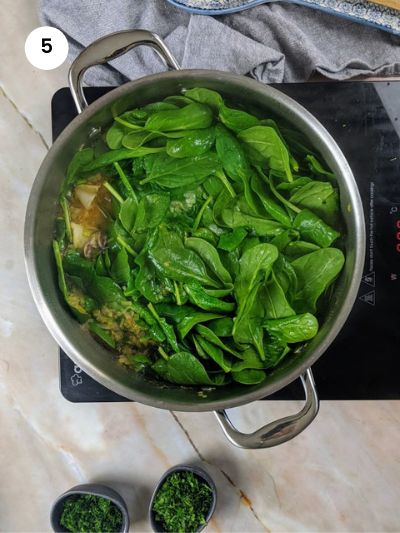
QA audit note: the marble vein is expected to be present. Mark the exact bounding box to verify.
[171,412,270,531]
[0,84,49,149]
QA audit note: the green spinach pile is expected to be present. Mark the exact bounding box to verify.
[54,87,345,388]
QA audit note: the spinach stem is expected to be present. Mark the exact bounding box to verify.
[147,302,160,321]
[215,170,236,198]
[261,170,300,214]
[114,162,138,203]
[116,235,137,257]
[52,240,68,298]
[173,280,182,306]
[148,302,179,351]
[192,195,213,231]
[138,175,153,186]
[60,196,73,243]
[103,181,124,204]
[158,346,170,360]
[114,116,143,130]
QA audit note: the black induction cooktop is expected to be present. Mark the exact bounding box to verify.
[54,82,400,402]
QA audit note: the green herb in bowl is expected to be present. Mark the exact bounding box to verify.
[59,494,123,533]
[150,467,216,532]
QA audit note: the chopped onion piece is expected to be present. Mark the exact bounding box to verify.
[75,184,100,209]
[71,222,91,249]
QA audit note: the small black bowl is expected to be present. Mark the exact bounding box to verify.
[50,483,130,533]
[149,464,217,533]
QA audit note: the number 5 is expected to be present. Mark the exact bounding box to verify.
[42,38,52,54]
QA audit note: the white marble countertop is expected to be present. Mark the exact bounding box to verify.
[1,1,400,531]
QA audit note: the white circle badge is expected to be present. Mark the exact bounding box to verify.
[25,26,69,70]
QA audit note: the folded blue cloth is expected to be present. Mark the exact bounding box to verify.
[166,0,400,36]
[39,0,400,85]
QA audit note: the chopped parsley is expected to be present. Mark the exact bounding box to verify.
[152,471,213,532]
[60,494,123,533]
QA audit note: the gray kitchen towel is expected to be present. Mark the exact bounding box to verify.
[39,0,400,85]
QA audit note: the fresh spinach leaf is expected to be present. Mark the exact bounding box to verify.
[122,130,160,149]
[293,208,339,248]
[277,177,312,192]
[270,229,298,252]
[140,152,221,189]
[194,335,232,372]
[192,227,219,246]
[166,128,215,159]
[203,175,223,198]
[203,286,234,298]
[196,324,242,359]
[130,301,166,343]
[145,103,213,131]
[291,248,345,312]
[264,336,290,368]
[135,254,173,304]
[63,251,95,286]
[260,118,299,171]
[233,243,278,338]
[219,105,259,133]
[215,124,251,183]
[88,321,116,349]
[148,303,179,352]
[251,173,292,226]
[149,227,220,288]
[110,247,130,285]
[184,87,223,112]
[156,303,222,339]
[285,240,320,260]
[142,101,178,114]
[119,197,137,233]
[264,313,319,343]
[218,227,247,252]
[222,205,284,237]
[231,348,265,371]
[63,147,94,192]
[290,180,340,226]
[83,147,165,172]
[233,300,265,359]
[114,109,147,128]
[192,334,209,360]
[232,369,266,385]
[152,351,218,386]
[238,126,292,181]
[279,127,318,158]
[164,95,193,107]
[306,154,335,178]
[185,236,232,285]
[87,275,125,305]
[264,272,295,319]
[106,122,127,150]
[207,317,233,337]
[124,269,140,298]
[184,280,235,313]
[133,193,170,233]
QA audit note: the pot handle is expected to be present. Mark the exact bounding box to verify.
[68,29,181,114]
[214,368,319,449]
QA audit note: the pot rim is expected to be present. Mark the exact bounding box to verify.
[24,69,366,411]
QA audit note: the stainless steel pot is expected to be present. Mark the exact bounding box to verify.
[24,30,365,449]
